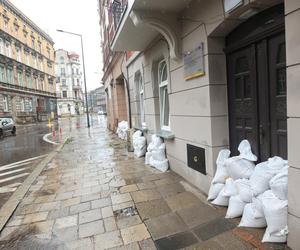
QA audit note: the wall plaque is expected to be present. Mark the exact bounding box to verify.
[224,0,243,13]
[183,43,205,81]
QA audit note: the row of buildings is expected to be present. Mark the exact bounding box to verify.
[0,0,86,123]
[99,0,300,248]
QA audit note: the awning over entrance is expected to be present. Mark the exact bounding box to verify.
[111,0,192,60]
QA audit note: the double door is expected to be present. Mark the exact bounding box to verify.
[227,32,287,161]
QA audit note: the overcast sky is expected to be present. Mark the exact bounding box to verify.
[10,0,103,91]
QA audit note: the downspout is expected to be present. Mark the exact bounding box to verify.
[121,52,132,128]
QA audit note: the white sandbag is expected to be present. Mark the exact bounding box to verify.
[262,190,288,236]
[223,178,238,197]
[134,145,147,158]
[226,195,246,218]
[252,194,265,219]
[225,156,255,180]
[151,144,166,161]
[117,121,129,140]
[236,179,253,203]
[147,135,163,152]
[250,157,287,197]
[150,158,169,172]
[262,226,288,243]
[133,130,142,140]
[238,203,267,228]
[211,188,229,206]
[269,167,288,200]
[238,140,257,161]
[207,183,224,201]
[212,149,231,184]
[250,162,272,196]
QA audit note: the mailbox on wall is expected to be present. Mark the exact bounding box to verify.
[187,144,206,175]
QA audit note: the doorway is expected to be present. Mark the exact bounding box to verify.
[226,4,287,161]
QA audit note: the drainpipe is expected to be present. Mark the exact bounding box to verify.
[121,53,132,128]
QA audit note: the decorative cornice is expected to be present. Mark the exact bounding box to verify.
[130,10,181,60]
[1,0,54,44]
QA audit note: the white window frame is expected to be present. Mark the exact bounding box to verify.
[5,43,11,57]
[16,47,21,61]
[158,60,170,131]
[0,65,6,82]
[7,68,13,84]
[18,71,23,86]
[25,52,30,65]
[20,97,25,112]
[3,95,8,112]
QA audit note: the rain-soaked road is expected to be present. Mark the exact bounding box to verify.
[0,115,103,209]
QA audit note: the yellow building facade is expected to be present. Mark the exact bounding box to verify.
[0,0,56,123]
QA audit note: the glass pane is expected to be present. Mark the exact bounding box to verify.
[159,61,167,83]
[163,88,169,126]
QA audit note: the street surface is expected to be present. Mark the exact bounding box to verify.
[0,115,102,210]
[0,115,282,250]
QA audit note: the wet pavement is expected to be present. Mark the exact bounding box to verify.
[0,116,289,250]
[0,115,101,210]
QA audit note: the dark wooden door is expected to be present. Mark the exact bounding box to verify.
[227,32,287,160]
[227,45,259,157]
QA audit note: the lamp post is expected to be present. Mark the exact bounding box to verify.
[57,29,90,128]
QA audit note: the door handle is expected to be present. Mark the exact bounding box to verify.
[259,125,265,145]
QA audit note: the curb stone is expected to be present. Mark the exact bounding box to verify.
[0,136,70,232]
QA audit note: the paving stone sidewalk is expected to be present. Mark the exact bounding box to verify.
[0,122,289,249]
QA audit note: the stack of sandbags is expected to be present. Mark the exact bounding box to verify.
[116,121,129,140]
[132,130,146,158]
[238,157,289,243]
[145,135,169,172]
[209,140,257,210]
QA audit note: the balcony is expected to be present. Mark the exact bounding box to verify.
[73,84,81,90]
[111,0,192,60]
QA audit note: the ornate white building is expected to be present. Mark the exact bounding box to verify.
[55,49,84,116]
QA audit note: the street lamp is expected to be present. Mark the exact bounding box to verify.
[56,29,90,128]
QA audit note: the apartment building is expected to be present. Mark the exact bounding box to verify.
[55,49,84,116]
[99,0,129,131]
[104,0,300,247]
[0,0,56,123]
[88,85,106,113]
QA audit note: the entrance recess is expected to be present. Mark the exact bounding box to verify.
[226,4,287,161]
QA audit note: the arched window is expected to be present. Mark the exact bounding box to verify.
[60,56,64,64]
[158,60,170,130]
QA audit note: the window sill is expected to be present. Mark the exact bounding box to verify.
[153,130,175,140]
[133,126,148,133]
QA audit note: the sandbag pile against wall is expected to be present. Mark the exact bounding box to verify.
[116,121,129,140]
[132,130,147,158]
[207,140,289,243]
[145,134,169,172]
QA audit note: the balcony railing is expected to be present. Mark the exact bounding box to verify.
[0,81,56,98]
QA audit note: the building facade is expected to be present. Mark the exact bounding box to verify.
[55,49,84,116]
[107,0,300,247]
[0,0,56,123]
[88,85,106,113]
[99,0,129,131]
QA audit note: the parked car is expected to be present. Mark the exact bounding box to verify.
[0,117,16,138]
[97,110,104,115]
